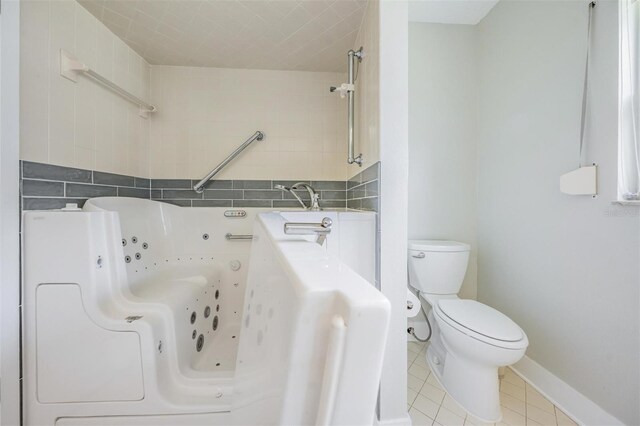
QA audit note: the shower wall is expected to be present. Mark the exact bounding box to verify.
[349,0,380,180]
[20,0,151,178]
[19,0,356,183]
[149,66,347,180]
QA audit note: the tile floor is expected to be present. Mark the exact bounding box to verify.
[407,341,579,426]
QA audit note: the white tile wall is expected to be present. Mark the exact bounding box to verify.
[348,0,380,180]
[20,0,151,177]
[148,65,348,180]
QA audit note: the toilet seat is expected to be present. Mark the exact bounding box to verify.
[434,299,527,350]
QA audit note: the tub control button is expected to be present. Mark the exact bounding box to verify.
[229,260,241,271]
[224,210,246,218]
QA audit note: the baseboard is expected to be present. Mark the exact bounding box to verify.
[511,355,624,426]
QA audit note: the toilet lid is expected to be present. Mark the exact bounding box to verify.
[437,299,524,342]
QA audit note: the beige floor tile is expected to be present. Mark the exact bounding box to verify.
[501,407,527,426]
[426,372,444,389]
[503,368,526,389]
[408,388,419,405]
[525,384,555,414]
[413,394,442,419]
[405,342,567,426]
[501,381,526,402]
[500,392,526,416]
[413,353,429,368]
[420,382,446,404]
[554,408,577,426]
[409,341,426,354]
[410,407,436,426]
[442,394,468,418]
[409,363,431,380]
[409,373,427,392]
[526,405,556,426]
[465,413,495,426]
[435,406,466,426]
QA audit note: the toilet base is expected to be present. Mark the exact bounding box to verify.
[426,343,502,423]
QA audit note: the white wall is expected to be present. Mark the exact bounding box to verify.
[408,22,478,300]
[349,0,380,179]
[378,1,410,424]
[0,1,22,423]
[20,0,151,177]
[148,66,347,180]
[477,1,639,424]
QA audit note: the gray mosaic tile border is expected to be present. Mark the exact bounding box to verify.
[20,161,348,211]
[346,162,380,212]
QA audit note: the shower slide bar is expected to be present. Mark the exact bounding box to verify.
[59,50,156,117]
[193,130,265,193]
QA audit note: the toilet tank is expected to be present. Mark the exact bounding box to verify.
[408,240,470,295]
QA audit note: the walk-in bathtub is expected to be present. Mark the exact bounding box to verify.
[22,197,389,425]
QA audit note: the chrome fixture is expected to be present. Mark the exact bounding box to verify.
[193,131,265,193]
[274,183,321,211]
[331,48,364,166]
[60,50,156,115]
[225,233,253,241]
[284,217,333,245]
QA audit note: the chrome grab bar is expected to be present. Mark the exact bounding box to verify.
[225,233,253,241]
[284,217,333,245]
[193,131,265,193]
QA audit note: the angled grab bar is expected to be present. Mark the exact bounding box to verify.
[193,130,265,193]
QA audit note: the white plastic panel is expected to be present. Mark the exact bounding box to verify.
[36,284,144,403]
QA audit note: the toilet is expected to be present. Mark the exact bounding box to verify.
[408,240,528,422]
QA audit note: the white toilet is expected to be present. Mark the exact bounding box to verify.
[408,240,529,422]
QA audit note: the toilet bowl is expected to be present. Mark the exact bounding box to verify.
[408,240,528,422]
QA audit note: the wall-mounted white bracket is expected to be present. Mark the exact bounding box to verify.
[332,83,355,99]
[560,164,597,197]
[60,49,88,83]
[59,49,156,119]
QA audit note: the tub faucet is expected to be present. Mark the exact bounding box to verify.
[274,183,321,211]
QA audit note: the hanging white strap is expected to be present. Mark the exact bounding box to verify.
[578,2,596,167]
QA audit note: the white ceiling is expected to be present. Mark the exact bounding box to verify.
[78,0,367,72]
[408,0,499,25]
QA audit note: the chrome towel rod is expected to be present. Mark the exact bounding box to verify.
[193,130,265,193]
[59,50,156,116]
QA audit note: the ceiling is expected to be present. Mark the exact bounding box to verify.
[78,0,367,72]
[408,0,499,25]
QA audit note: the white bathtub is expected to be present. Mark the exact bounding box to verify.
[22,197,389,425]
